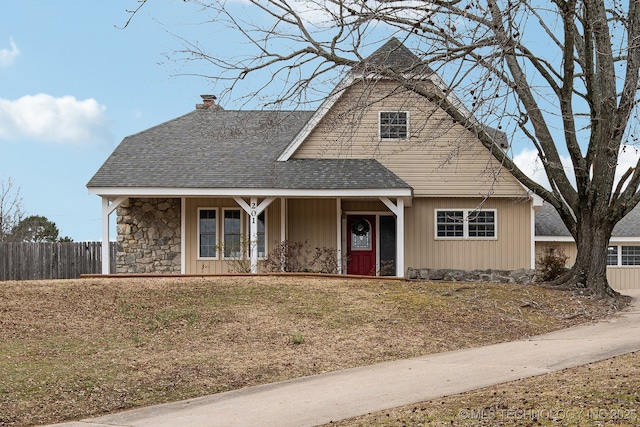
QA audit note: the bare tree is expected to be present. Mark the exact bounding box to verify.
[126,0,640,299]
[0,177,24,242]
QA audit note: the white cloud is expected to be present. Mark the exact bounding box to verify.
[513,146,640,191]
[512,148,572,190]
[0,94,111,146]
[0,37,19,67]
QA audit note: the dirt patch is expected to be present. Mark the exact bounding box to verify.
[0,276,626,426]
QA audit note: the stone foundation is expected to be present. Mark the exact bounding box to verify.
[116,198,181,274]
[407,267,536,285]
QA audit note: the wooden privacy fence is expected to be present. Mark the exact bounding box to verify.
[0,242,117,281]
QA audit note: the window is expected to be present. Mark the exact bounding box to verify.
[607,246,618,266]
[435,209,497,239]
[199,209,217,258]
[606,245,640,266]
[247,211,266,258]
[379,111,408,139]
[622,246,640,265]
[468,211,495,237]
[436,211,464,237]
[223,209,242,258]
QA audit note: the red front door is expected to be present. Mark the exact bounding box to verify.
[347,215,376,275]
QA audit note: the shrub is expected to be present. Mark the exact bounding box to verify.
[535,246,569,282]
[262,240,339,274]
[216,235,253,273]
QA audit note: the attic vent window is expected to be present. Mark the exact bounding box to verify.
[380,111,408,139]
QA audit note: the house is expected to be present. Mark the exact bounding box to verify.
[535,202,640,291]
[87,38,544,282]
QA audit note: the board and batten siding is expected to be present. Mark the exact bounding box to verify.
[287,199,338,250]
[406,197,533,271]
[183,197,282,274]
[535,241,640,291]
[293,80,528,198]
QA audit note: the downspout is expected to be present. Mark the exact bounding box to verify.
[531,194,544,269]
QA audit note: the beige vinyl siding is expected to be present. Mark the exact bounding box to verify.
[606,268,640,291]
[293,80,527,198]
[184,198,281,274]
[535,241,640,291]
[535,242,577,265]
[287,199,337,250]
[407,197,532,270]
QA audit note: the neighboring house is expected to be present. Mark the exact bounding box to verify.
[87,38,542,281]
[535,202,640,291]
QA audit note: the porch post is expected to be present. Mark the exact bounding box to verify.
[380,197,406,278]
[181,197,186,274]
[396,198,405,278]
[101,198,110,274]
[280,198,286,272]
[249,197,259,274]
[100,196,126,274]
[234,196,275,273]
[336,198,342,274]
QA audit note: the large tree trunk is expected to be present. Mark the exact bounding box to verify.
[554,209,619,299]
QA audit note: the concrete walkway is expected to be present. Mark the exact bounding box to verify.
[48,290,640,427]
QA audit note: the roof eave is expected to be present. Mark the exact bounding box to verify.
[88,186,413,198]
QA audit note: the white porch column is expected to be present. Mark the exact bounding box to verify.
[281,198,287,272]
[336,198,342,274]
[396,198,405,278]
[181,197,186,274]
[100,196,126,274]
[234,196,275,273]
[380,197,406,278]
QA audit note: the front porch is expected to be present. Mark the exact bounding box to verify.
[99,194,411,278]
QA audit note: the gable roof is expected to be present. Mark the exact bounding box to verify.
[278,37,508,161]
[352,37,435,76]
[535,202,640,238]
[87,108,412,195]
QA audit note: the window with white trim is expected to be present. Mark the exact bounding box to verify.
[379,111,408,139]
[622,246,640,265]
[607,245,640,266]
[435,209,497,239]
[223,209,242,258]
[198,209,218,258]
[607,246,618,266]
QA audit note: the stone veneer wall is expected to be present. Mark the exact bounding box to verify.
[407,267,536,285]
[116,198,181,274]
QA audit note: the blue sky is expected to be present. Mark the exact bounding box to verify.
[0,1,218,241]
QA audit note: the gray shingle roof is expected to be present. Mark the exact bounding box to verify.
[87,108,411,191]
[535,202,640,238]
[353,37,434,76]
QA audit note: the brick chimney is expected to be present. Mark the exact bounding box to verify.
[196,94,217,109]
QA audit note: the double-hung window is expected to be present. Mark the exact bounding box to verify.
[607,246,619,266]
[198,209,218,258]
[379,111,408,139]
[223,209,242,258]
[436,209,497,239]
